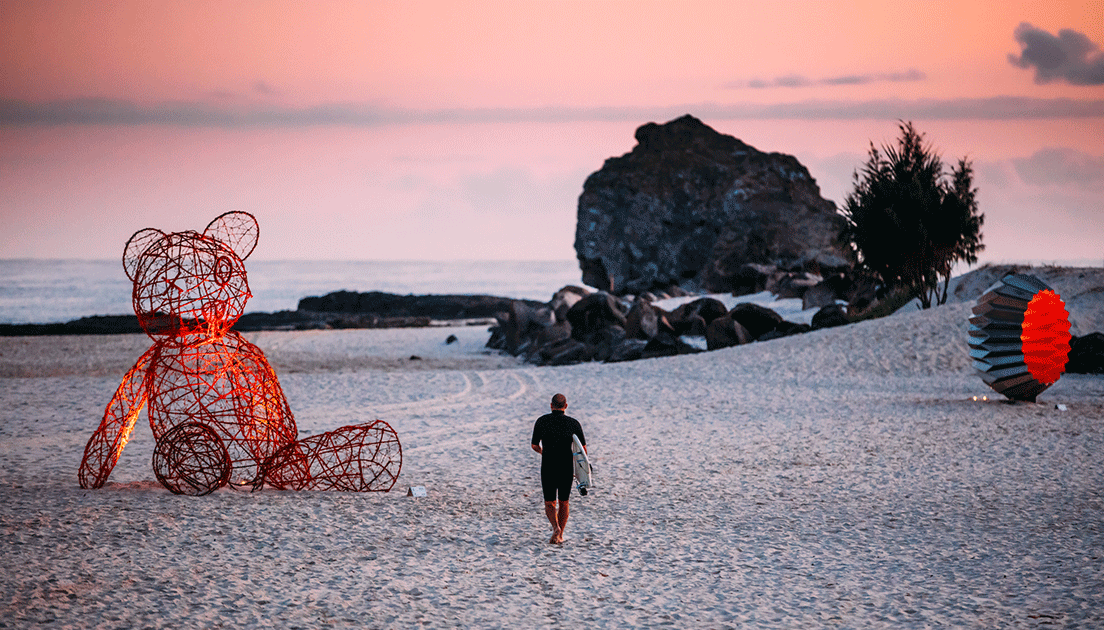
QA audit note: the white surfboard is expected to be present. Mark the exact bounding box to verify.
[571,434,592,496]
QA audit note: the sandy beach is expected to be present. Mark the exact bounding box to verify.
[2,284,1102,628]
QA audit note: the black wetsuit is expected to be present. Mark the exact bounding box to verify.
[531,410,585,502]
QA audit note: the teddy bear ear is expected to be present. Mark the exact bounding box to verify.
[122,228,165,281]
[204,211,259,260]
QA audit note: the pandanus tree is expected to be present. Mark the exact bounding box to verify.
[839,122,985,308]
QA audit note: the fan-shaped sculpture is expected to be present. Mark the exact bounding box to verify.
[968,273,1072,402]
[78,211,402,494]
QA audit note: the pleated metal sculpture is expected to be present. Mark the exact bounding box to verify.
[968,273,1072,402]
[78,211,402,495]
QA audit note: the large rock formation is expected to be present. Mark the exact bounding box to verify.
[575,114,849,295]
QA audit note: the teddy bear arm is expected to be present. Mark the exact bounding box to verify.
[77,346,157,489]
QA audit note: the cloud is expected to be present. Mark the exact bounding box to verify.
[730,69,926,89]
[1012,147,1104,189]
[3,95,1104,127]
[1008,23,1104,86]
[253,81,281,96]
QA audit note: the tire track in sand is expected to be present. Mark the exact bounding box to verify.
[399,369,542,453]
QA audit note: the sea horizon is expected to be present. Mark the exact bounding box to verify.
[0,259,587,325]
[2,257,1101,326]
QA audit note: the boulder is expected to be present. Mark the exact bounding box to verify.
[802,280,839,310]
[776,272,822,299]
[550,285,590,322]
[624,299,660,340]
[593,325,630,362]
[757,321,813,342]
[729,303,785,340]
[505,301,554,355]
[606,338,648,363]
[729,263,778,296]
[667,297,727,335]
[575,114,848,295]
[811,304,850,329]
[566,292,627,343]
[641,331,701,359]
[1066,332,1104,374]
[542,339,596,366]
[706,314,752,350]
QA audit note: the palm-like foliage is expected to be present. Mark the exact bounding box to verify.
[840,122,985,309]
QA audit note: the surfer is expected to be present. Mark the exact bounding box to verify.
[531,393,586,544]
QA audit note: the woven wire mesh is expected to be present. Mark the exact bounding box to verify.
[79,212,402,494]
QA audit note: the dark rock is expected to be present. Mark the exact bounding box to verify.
[776,272,822,299]
[593,325,630,362]
[706,314,752,350]
[550,285,590,322]
[409,355,422,361]
[575,114,848,295]
[624,299,660,340]
[535,320,572,349]
[641,331,702,359]
[729,263,777,296]
[503,301,554,355]
[566,292,627,343]
[775,320,812,337]
[606,338,648,363]
[802,280,839,310]
[445,334,458,344]
[757,321,810,342]
[1067,332,1104,374]
[543,339,596,366]
[298,290,535,320]
[671,298,728,325]
[811,304,850,329]
[729,303,785,340]
[0,315,144,336]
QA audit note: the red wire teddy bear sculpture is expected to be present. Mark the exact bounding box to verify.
[78,211,401,495]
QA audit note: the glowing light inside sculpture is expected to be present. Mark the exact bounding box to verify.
[78,211,401,494]
[1021,290,1072,385]
[968,274,1071,402]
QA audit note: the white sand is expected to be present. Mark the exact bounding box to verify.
[1,290,1102,627]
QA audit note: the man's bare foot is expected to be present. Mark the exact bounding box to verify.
[549,529,563,544]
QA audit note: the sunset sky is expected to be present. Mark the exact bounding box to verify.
[2,0,1102,265]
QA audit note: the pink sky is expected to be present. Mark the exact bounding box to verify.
[1,0,1102,264]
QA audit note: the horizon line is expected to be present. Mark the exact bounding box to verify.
[3,96,1104,127]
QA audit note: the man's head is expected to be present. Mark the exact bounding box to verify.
[551,393,567,411]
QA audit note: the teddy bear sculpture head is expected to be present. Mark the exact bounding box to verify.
[124,211,257,344]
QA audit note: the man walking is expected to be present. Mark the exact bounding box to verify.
[531,393,586,544]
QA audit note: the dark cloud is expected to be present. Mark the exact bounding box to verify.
[732,69,925,89]
[1008,23,1104,86]
[253,81,281,96]
[2,95,1104,127]
[1012,148,1104,189]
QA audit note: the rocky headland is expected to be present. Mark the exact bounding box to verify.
[575,114,849,295]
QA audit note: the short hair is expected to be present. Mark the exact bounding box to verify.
[551,393,567,409]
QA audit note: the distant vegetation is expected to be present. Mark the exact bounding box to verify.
[839,121,985,309]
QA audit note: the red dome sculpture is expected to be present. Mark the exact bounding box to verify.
[78,211,402,494]
[968,274,1072,402]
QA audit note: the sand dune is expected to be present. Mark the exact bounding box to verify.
[1,280,1102,628]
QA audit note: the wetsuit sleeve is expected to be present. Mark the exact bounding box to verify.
[574,419,585,446]
[531,417,542,447]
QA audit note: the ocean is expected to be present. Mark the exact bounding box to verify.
[0,259,585,325]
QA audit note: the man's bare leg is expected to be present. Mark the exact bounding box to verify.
[554,500,570,543]
[545,501,561,543]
